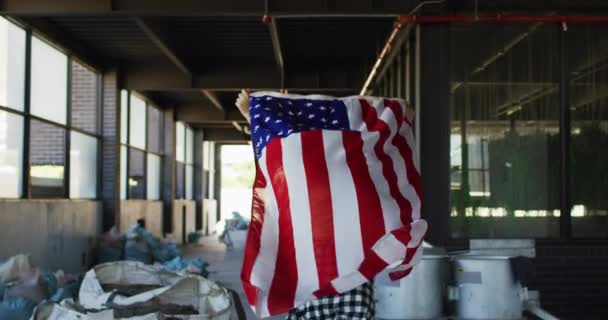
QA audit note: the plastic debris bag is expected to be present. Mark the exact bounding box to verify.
[124,225,155,264]
[78,261,232,319]
[98,227,124,263]
[0,296,37,320]
[160,257,209,278]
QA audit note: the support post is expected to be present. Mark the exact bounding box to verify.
[419,23,450,246]
[100,69,121,231]
[559,23,572,239]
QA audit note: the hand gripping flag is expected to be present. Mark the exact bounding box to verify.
[241,92,428,317]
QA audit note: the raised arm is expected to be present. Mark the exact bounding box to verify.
[235,89,251,123]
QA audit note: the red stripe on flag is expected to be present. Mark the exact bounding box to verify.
[265,139,298,315]
[342,131,385,256]
[313,284,339,298]
[301,131,339,288]
[359,99,413,225]
[384,99,422,201]
[388,248,418,281]
[241,163,267,306]
[359,250,389,280]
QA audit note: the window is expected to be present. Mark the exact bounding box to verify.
[71,62,98,134]
[30,36,68,125]
[120,91,163,200]
[29,120,66,198]
[147,105,162,154]
[70,131,97,198]
[0,23,101,200]
[449,23,560,238]
[186,164,193,199]
[129,94,146,150]
[176,121,185,162]
[0,110,23,197]
[185,127,194,199]
[120,90,128,144]
[0,17,26,111]
[147,153,161,200]
[176,162,185,199]
[128,148,145,199]
[175,122,195,199]
[202,141,214,199]
[568,25,608,238]
[120,145,127,200]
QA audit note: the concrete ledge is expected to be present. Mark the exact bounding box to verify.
[119,200,163,238]
[0,199,102,272]
[167,200,197,244]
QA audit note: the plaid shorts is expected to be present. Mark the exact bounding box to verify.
[286,282,375,319]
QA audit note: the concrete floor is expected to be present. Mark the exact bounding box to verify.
[184,236,283,320]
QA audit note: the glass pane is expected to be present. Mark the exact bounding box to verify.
[147,153,161,200]
[120,90,128,144]
[69,131,97,199]
[129,93,146,149]
[120,145,127,200]
[70,61,98,134]
[176,162,185,199]
[0,17,26,111]
[0,110,23,197]
[449,23,560,238]
[30,36,67,125]
[186,164,193,199]
[147,105,162,154]
[569,25,608,238]
[128,148,145,199]
[185,127,194,164]
[203,141,210,170]
[175,121,185,162]
[30,120,65,198]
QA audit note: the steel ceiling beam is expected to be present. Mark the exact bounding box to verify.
[201,90,224,111]
[202,127,250,143]
[134,17,192,78]
[0,0,421,16]
[123,60,360,91]
[266,17,285,89]
[14,17,109,70]
[176,103,244,123]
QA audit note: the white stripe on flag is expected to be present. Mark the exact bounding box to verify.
[372,233,408,264]
[401,123,420,174]
[281,134,320,304]
[377,105,421,223]
[346,98,401,232]
[251,152,279,317]
[398,123,421,220]
[331,271,368,293]
[322,130,365,277]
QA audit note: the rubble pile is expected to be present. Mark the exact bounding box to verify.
[0,224,229,320]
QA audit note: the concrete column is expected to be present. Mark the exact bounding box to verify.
[162,108,176,234]
[101,69,121,231]
[193,129,204,230]
[419,24,450,246]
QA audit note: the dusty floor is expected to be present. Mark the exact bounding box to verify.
[184,236,283,320]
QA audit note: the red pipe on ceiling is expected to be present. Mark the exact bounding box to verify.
[398,15,608,24]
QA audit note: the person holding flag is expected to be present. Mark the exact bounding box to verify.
[235,89,426,319]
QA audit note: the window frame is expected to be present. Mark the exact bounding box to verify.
[0,20,102,200]
[120,90,164,200]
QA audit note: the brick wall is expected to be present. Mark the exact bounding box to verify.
[30,120,65,165]
[70,62,97,133]
[101,70,119,231]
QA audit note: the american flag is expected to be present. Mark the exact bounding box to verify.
[241,92,427,318]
